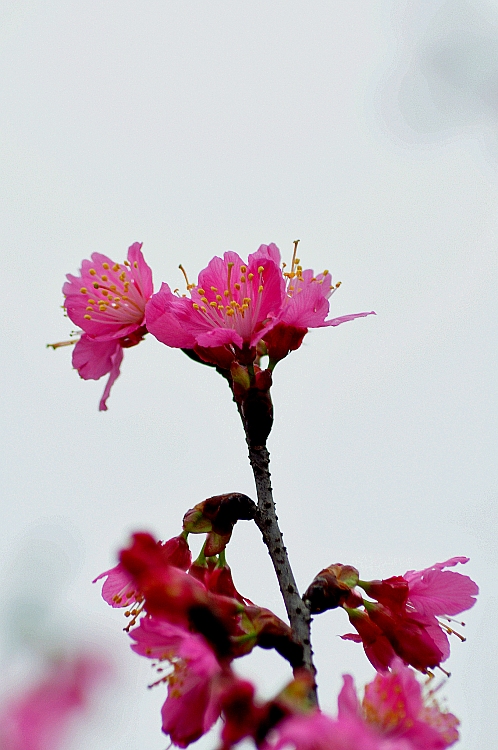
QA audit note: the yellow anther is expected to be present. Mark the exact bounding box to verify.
[124,260,130,266]
[243,297,251,305]
[226,308,234,316]
[258,285,264,293]
[93,282,99,289]
[287,272,296,279]
[122,295,128,300]
[80,287,88,294]
[230,300,237,308]
[197,288,205,295]
[114,296,120,301]
[218,304,224,310]
[84,314,91,320]
[193,303,200,310]
[110,284,117,291]
[119,272,126,281]
[295,258,300,264]
[88,298,96,304]
[234,283,241,290]
[257,266,264,274]
[133,261,138,268]
[86,306,93,311]
[242,304,249,311]
[101,275,108,281]
[113,263,120,271]
[240,275,246,283]
[240,265,247,273]
[101,290,109,296]
[224,289,230,297]
[201,306,207,312]
[216,294,222,301]
[289,286,294,292]
[89,269,96,275]
[201,297,208,304]
[335,281,341,288]
[296,265,302,271]
[210,301,217,307]
[210,286,218,292]
[323,269,329,276]
[248,272,254,280]
[123,282,129,290]
[102,262,110,270]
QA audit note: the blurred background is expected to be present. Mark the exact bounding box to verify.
[1,1,496,747]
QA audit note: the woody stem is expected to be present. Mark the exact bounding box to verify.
[246,442,317,700]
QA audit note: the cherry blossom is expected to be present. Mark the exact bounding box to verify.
[129,618,223,747]
[254,242,375,363]
[61,242,153,409]
[146,248,285,361]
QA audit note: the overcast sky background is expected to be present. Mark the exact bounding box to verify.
[1,1,497,748]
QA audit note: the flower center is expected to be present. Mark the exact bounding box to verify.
[77,259,146,325]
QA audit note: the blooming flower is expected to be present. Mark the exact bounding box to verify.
[129,618,223,747]
[262,711,389,750]
[338,659,459,749]
[61,242,153,410]
[0,654,106,750]
[146,249,285,362]
[254,242,375,363]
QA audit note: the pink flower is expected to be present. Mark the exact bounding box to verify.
[357,558,479,667]
[338,659,459,749]
[262,711,390,750]
[146,249,285,360]
[254,243,375,363]
[0,654,106,750]
[129,618,223,747]
[62,242,153,410]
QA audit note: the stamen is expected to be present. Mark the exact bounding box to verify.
[178,264,195,290]
[89,269,96,275]
[46,339,78,349]
[102,262,110,270]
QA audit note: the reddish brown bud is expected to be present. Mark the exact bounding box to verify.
[304,564,360,613]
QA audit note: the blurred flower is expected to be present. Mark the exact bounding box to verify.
[0,653,107,750]
[339,659,459,748]
[60,242,153,410]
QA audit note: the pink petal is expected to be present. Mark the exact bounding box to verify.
[72,336,121,380]
[146,283,199,348]
[98,345,124,411]
[337,675,361,719]
[405,559,478,617]
[322,311,376,328]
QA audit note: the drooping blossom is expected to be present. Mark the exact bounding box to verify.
[254,242,375,363]
[351,557,479,671]
[129,618,223,747]
[0,654,106,750]
[338,659,459,749]
[93,534,191,613]
[61,242,153,409]
[146,248,285,364]
[339,557,478,673]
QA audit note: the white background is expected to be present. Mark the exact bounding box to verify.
[1,1,496,748]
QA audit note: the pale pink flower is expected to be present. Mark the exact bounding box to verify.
[62,242,153,410]
[146,249,285,354]
[254,243,375,362]
[130,617,223,747]
[0,654,106,750]
[338,660,459,749]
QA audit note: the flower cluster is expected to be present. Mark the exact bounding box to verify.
[95,526,303,747]
[304,558,478,674]
[54,241,373,413]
